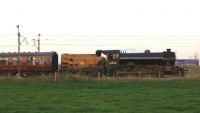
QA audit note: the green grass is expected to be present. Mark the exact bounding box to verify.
[0,79,200,113]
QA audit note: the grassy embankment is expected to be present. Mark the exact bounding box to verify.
[0,78,200,113]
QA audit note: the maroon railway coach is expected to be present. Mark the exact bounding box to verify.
[0,52,58,74]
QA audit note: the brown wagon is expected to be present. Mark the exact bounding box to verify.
[61,54,104,76]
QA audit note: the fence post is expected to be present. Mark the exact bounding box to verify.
[117,72,119,78]
[77,72,80,80]
[139,71,141,80]
[66,71,68,76]
[7,73,10,78]
[179,71,181,77]
[149,72,152,78]
[158,70,161,79]
[54,72,57,82]
[98,72,100,81]
[66,71,69,80]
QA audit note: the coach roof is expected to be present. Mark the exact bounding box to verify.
[0,52,57,57]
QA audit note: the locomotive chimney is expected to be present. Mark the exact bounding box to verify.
[167,49,171,52]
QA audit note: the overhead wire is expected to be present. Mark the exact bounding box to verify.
[0,34,200,48]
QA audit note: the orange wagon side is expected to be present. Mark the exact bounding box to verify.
[61,54,104,76]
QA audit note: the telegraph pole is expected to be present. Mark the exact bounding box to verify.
[17,25,21,77]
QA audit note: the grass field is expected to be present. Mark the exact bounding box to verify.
[0,79,200,113]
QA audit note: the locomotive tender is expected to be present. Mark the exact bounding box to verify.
[61,53,104,75]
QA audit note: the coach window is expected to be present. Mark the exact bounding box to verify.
[5,58,8,65]
[0,57,8,65]
[39,57,45,65]
[27,57,30,64]
[45,58,50,64]
[13,57,18,65]
[28,57,36,65]
[0,57,4,65]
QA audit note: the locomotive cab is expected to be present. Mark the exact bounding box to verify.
[96,50,120,65]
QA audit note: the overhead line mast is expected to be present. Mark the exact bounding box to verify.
[38,33,40,52]
[17,25,21,77]
[16,25,28,77]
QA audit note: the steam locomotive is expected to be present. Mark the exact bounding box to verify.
[95,49,183,76]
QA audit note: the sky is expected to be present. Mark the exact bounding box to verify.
[0,0,200,59]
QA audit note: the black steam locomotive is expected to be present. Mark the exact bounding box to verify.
[96,49,183,76]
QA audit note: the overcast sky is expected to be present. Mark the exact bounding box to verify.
[0,0,200,59]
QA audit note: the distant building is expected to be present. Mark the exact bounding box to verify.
[175,59,199,68]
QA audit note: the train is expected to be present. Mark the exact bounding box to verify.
[0,49,184,77]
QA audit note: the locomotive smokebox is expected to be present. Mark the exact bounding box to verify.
[167,49,171,52]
